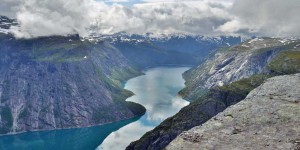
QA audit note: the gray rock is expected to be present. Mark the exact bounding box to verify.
[167,73,300,150]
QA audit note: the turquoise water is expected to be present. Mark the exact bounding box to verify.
[0,117,140,150]
[98,67,190,150]
[0,67,189,150]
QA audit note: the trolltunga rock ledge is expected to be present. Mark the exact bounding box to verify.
[166,73,300,150]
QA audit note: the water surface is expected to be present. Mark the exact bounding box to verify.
[98,67,190,150]
[0,117,140,150]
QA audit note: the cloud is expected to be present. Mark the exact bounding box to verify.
[106,0,129,2]
[232,0,300,37]
[1,0,300,38]
[0,0,21,18]
[217,0,300,37]
[93,1,233,36]
[9,0,102,38]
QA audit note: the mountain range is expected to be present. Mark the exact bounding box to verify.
[0,15,240,135]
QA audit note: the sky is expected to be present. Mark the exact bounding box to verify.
[0,0,299,38]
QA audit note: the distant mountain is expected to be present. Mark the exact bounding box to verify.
[100,33,242,68]
[127,37,300,150]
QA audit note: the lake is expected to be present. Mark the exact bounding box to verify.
[0,67,190,150]
[98,67,190,150]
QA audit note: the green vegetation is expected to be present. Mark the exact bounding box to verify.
[92,108,112,123]
[217,74,271,94]
[268,50,300,74]
[110,67,142,86]
[125,102,146,116]
[18,108,28,119]
[31,38,91,62]
[0,106,13,134]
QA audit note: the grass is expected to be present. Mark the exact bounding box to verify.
[31,38,91,62]
[217,74,271,94]
[268,50,300,74]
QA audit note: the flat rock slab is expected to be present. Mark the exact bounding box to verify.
[167,73,300,150]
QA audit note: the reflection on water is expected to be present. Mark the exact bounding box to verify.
[98,67,190,150]
[0,115,140,150]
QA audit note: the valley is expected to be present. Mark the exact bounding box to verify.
[0,1,299,150]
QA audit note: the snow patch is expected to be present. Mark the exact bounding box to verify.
[0,28,10,34]
[248,38,263,44]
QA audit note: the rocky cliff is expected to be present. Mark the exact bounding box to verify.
[167,73,300,150]
[0,34,145,135]
[180,37,300,100]
[127,38,300,150]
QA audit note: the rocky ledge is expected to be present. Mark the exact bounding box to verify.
[167,73,300,150]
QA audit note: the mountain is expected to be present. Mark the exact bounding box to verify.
[126,37,300,150]
[0,33,146,135]
[180,37,300,100]
[167,73,300,150]
[101,33,242,68]
[0,15,243,135]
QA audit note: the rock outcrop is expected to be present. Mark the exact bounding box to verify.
[167,73,300,150]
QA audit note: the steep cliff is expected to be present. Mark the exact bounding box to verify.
[167,73,300,150]
[180,37,300,100]
[127,38,300,150]
[0,34,145,135]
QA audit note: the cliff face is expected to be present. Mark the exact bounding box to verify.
[180,38,300,100]
[167,73,300,150]
[127,38,300,150]
[0,34,145,134]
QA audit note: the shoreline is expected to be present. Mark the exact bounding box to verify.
[0,115,143,137]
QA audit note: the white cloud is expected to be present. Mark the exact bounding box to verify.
[103,0,129,2]
[0,0,21,18]
[229,0,300,37]
[93,1,233,36]
[1,0,299,38]
[8,0,103,38]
